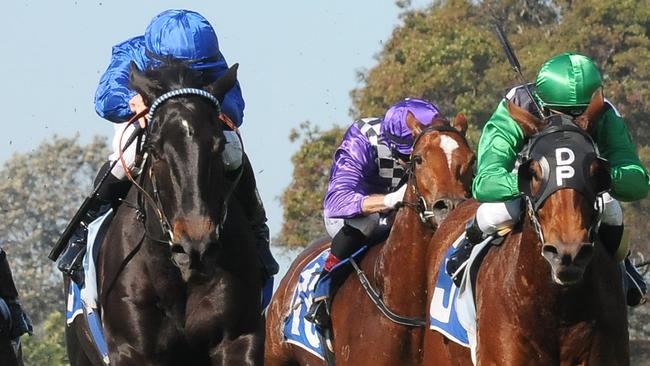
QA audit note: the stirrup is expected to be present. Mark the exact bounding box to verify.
[57,236,87,286]
[305,297,330,328]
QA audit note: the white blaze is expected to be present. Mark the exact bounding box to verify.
[181,120,191,136]
[439,135,459,169]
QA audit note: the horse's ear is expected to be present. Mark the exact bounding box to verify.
[575,88,605,135]
[452,113,468,136]
[405,111,425,138]
[507,100,544,137]
[206,63,239,103]
[128,62,160,104]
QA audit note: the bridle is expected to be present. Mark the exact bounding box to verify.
[398,124,469,228]
[119,88,239,253]
[516,115,610,246]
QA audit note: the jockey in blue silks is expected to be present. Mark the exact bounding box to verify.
[56,9,279,284]
[305,98,442,327]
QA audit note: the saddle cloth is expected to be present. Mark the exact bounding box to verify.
[429,233,494,365]
[66,209,113,365]
[283,246,368,360]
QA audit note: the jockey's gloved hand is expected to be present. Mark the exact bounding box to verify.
[383,184,407,210]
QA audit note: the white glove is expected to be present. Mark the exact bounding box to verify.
[222,130,243,171]
[383,184,407,209]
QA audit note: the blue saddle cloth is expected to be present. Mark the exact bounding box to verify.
[282,245,368,359]
[428,237,471,347]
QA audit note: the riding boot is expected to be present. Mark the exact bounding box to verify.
[305,225,366,327]
[0,249,32,338]
[232,154,279,281]
[600,224,647,306]
[446,217,484,286]
[57,162,128,286]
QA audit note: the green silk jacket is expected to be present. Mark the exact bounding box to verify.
[473,87,650,203]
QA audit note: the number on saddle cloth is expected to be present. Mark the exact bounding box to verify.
[283,245,370,359]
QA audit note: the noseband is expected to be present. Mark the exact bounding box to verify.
[399,124,468,228]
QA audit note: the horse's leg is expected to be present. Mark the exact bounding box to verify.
[65,320,97,366]
[209,333,263,366]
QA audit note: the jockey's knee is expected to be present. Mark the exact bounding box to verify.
[601,193,623,226]
[324,213,380,239]
[476,198,522,235]
[222,130,243,171]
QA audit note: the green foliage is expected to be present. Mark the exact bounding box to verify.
[275,122,345,248]
[279,0,650,258]
[21,311,67,366]
[0,135,108,323]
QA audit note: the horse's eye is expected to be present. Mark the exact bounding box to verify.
[528,166,538,179]
[413,155,423,165]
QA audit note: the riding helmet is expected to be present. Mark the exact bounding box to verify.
[381,98,441,157]
[535,52,602,108]
[144,9,222,70]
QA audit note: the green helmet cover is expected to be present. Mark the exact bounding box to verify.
[535,52,602,108]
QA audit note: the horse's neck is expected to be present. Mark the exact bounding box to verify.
[376,188,433,308]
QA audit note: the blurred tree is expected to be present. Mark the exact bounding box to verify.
[279,0,650,249]
[275,122,345,248]
[0,135,108,323]
[21,311,67,366]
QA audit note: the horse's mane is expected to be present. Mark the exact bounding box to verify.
[430,117,452,128]
[143,59,211,92]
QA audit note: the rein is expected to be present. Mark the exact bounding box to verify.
[352,123,467,328]
[350,258,426,327]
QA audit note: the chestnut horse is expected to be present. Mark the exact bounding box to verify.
[422,90,629,365]
[266,113,475,365]
[66,62,264,365]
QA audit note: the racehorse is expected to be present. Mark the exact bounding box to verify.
[422,89,629,365]
[66,62,264,365]
[265,113,475,365]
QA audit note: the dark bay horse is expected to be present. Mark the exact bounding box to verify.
[67,62,264,365]
[422,89,629,365]
[266,113,475,365]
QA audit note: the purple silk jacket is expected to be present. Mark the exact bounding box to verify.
[323,121,395,219]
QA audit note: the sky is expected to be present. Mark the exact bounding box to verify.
[0,0,430,243]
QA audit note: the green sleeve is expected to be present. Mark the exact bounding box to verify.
[594,108,650,202]
[472,99,526,202]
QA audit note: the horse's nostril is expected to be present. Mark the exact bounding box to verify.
[542,245,558,256]
[574,244,594,264]
[171,244,186,254]
[433,200,449,211]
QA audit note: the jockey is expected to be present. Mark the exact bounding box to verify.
[56,9,279,284]
[0,248,32,339]
[445,52,649,306]
[305,98,441,326]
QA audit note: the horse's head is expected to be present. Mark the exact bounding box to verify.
[402,112,475,228]
[509,89,611,285]
[129,61,238,279]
